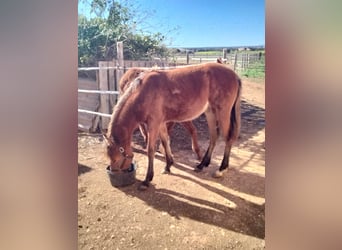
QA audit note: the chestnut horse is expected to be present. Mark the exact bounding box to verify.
[104,63,241,190]
[119,67,202,160]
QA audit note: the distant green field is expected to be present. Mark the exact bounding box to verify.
[172,49,265,80]
[194,51,221,56]
[194,49,264,56]
[240,60,265,79]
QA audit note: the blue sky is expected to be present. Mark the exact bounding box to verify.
[79,0,265,48]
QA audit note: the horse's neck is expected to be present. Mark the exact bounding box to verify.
[110,90,141,146]
[110,111,138,146]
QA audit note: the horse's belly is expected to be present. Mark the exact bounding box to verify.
[165,100,208,122]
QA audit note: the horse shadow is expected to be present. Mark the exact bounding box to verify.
[78,163,92,176]
[116,166,265,239]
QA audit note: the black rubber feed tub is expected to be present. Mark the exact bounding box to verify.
[106,163,136,187]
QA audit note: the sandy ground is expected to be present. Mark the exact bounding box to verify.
[78,78,265,249]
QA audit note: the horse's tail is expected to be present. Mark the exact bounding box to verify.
[228,77,242,141]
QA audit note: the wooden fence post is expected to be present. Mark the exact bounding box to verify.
[222,49,227,61]
[234,53,238,71]
[116,41,124,97]
[242,53,245,70]
[186,51,190,64]
[99,61,110,130]
[92,70,100,131]
[108,61,116,110]
[247,53,250,68]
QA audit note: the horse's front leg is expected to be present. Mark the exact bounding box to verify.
[139,124,159,191]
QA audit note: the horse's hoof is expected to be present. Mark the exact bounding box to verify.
[138,182,149,191]
[212,170,226,178]
[194,166,203,172]
[161,169,171,175]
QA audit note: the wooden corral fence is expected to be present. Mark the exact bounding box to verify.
[78,62,174,132]
[78,78,101,132]
[174,49,264,71]
[78,42,179,132]
[231,52,264,72]
[78,42,263,132]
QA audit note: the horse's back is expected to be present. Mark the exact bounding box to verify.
[166,63,240,96]
[137,63,239,101]
[203,63,239,84]
[168,63,238,86]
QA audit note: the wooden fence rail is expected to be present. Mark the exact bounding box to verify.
[78,45,180,132]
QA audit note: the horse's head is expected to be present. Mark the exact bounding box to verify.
[119,68,145,94]
[103,134,133,171]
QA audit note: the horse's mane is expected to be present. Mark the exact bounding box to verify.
[107,72,146,133]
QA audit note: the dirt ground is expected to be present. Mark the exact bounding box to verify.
[78,78,265,249]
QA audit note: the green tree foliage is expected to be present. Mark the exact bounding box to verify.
[78,0,169,66]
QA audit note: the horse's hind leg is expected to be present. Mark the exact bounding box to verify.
[213,141,233,178]
[182,121,202,160]
[195,108,218,171]
[213,105,239,178]
[166,121,176,133]
[159,123,174,174]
